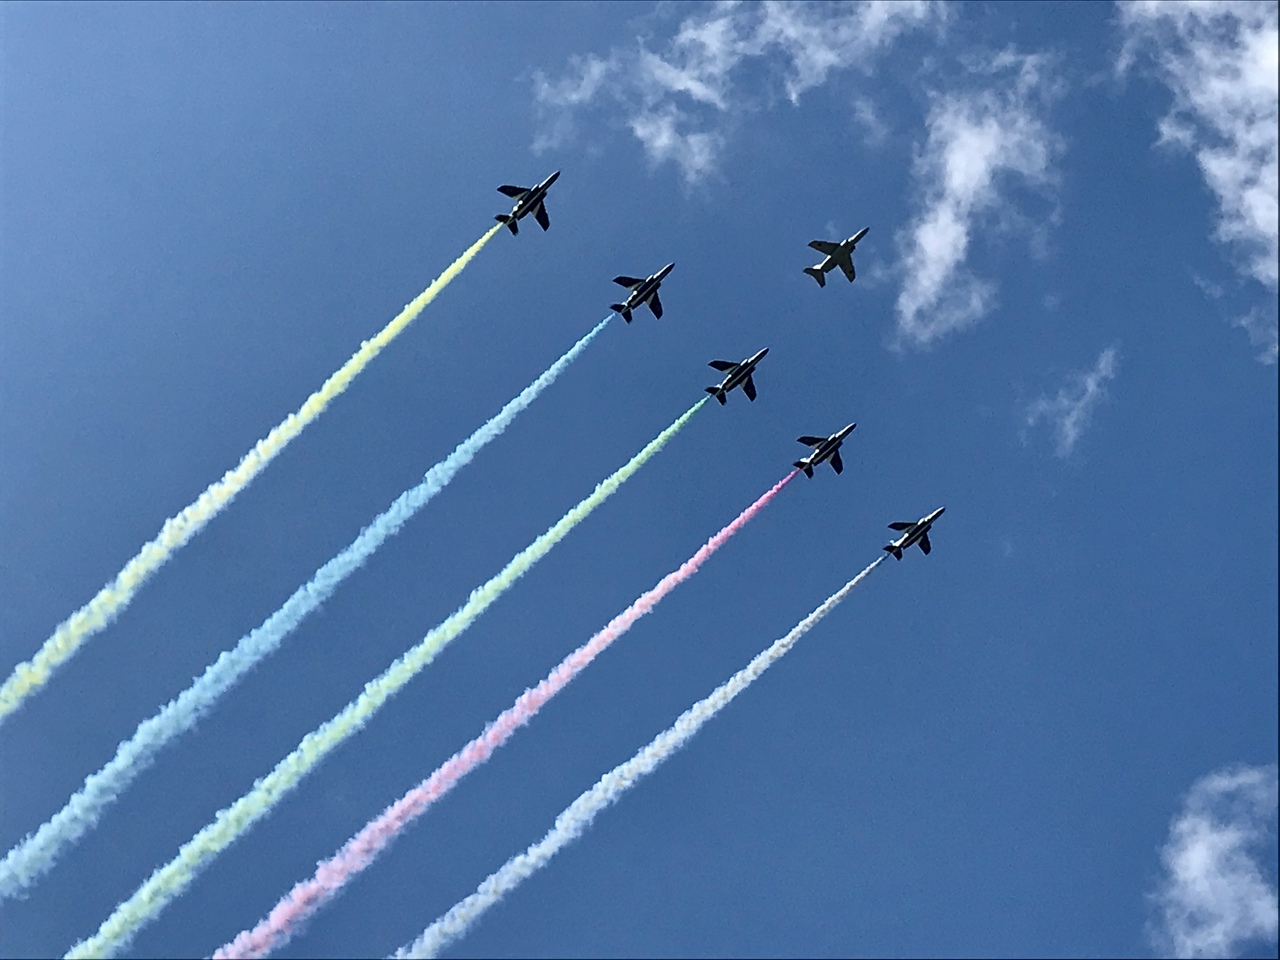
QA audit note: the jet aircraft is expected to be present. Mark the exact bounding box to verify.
[793,423,856,477]
[803,227,869,287]
[883,507,945,560]
[494,171,560,235]
[610,263,674,323]
[705,348,769,404]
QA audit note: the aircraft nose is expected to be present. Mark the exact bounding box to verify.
[548,170,561,182]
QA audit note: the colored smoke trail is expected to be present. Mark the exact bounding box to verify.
[65,398,708,960]
[0,316,611,903]
[0,225,502,728]
[398,556,886,960]
[216,470,797,959]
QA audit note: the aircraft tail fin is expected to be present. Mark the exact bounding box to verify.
[883,545,903,560]
[803,266,826,288]
[705,387,726,404]
[794,461,814,478]
[611,304,632,323]
[495,214,518,235]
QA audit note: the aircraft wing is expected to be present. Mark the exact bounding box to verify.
[533,202,550,231]
[837,255,856,282]
[918,533,932,555]
[742,375,757,401]
[497,184,527,198]
[708,360,737,371]
[797,436,826,446]
[830,448,844,474]
[887,522,913,531]
[613,275,644,288]
[648,292,663,319]
[809,240,839,255]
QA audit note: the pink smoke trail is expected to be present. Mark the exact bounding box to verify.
[215,470,798,959]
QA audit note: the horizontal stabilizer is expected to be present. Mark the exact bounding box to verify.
[794,461,814,478]
[888,522,913,531]
[803,266,826,287]
[495,214,518,234]
[705,387,726,404]
[497,184,527,198]
[610,304,632,323]
[708,360,736,372]
[883,545,904,560]
[613,275,643,288]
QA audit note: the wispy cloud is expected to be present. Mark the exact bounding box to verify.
[893,49,1062,347]
[1025,345,1120,457]
[532,1,943,184]
[1118,1,1278,361]
[1150,763,1279,959]
[1234,307,1279,365]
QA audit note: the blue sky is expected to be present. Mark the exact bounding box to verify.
[1,2,1276,958]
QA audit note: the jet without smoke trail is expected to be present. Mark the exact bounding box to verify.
[803,227,868,287]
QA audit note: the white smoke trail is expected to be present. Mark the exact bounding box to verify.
[399,556,885,959]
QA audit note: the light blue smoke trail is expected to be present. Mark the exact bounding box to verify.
[0,315,612,901]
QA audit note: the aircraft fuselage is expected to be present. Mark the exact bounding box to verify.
[511,171,559,218]
[794,423,856,476]
[622,263,673,309]
[611,263,674,321]
[706,347,768,403]
[884,506,946,558]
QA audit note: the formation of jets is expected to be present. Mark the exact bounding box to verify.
[803,227,869,287]
[495,174,942,558]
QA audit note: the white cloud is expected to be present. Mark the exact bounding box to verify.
[1150,763,1279,959]
[1025,345,1120,457]
[894,50,1062,347]
[532,54,616,153]
[531,0,943,184]
[628,109,723,183]
[1118,1,1278,359]
[1234,307,1280,365]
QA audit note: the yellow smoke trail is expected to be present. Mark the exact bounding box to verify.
[65,398,708,960]
[0,225,501,727]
